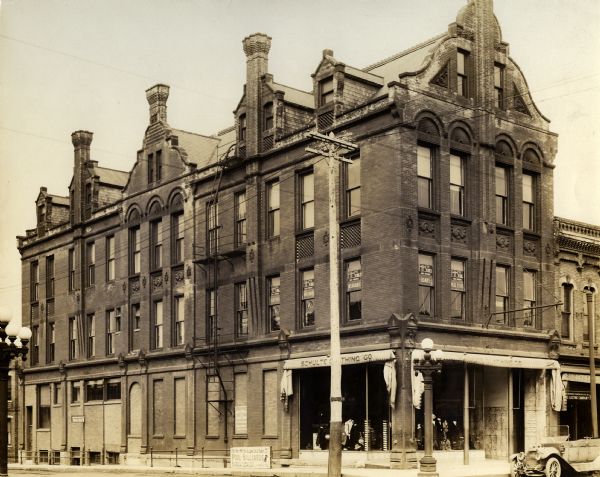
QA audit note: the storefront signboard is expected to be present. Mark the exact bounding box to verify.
[284,349,395,370]
[71,415,85,423]
[230,446,271,469]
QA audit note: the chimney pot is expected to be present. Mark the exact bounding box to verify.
[71,130,93,149]
[242,33,272,58]
[323,49,334,58]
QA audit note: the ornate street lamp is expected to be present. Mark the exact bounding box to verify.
[413,338,443,477]
[0,307,31,477]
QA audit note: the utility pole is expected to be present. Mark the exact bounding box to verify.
[587,288,598,437]
[306,131,357,477]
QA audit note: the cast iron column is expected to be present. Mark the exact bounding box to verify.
[413,338,443,477]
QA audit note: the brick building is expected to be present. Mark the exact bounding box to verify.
[17,0,570,467]
[554,217,600,440]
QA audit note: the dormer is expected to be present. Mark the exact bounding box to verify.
[35,187,70,237]
[312,49,383,131]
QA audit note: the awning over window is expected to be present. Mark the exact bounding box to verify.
[411,350,563,412]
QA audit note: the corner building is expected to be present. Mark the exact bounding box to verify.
[18,0,564,467]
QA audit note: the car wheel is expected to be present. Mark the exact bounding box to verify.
[545,457,561,477]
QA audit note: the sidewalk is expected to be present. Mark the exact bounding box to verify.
[9,459,511,477]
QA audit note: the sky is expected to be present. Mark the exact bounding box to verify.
[0,0,599,322]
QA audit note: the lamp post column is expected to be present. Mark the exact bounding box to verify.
[0,363,9,477]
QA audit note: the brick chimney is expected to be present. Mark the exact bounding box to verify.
[473,0,494,107]
[242,33,271,157]
[146,84,170,124]
[71,130,93,224]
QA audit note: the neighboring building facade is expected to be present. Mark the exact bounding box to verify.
[555,217,600,440]
[18,0,570,467]
[7,363,21,463]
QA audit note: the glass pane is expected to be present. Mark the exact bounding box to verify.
[303,201,314,229]
[418,178,431,208]
[523,206,531,230]
[496,196,506,224]
[457,51,465,74]
[417,146,432,178]
[522,174,533,203]
[347,159,360,189]
[348,189,361,217]
[495,267,507,296]
[346,260,361,291]
[523,272,535,301]
[495,167,507,196]
[419,286,432,316]
[450,155,463,186]
[302,270,315,299]
[302,173,314,202]
[450,186,462,215]
[451,290,464,319]
[269,182,279,209]
[418,255,434,286]
[272,210,280,236]
[451,260,465,291]
[494,66,502,87]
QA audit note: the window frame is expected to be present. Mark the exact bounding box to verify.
[494,265,510,325]
[31,325,39,365]
[68,249,75,292]
[239,114,247,141]
[417,144,434,209]
[152,300,163,350]
[263,102,274,131]
[344,156,361,219]
[207,201,219,256]
[450,259,466,320]
[319,77,334,106]
[150,218,163,270]
[106,235,115,282]
[129,227,141,275]
[234,191,247,248]
[235,282,249,337]
[495,165,510,226]
[86,242,96,287]
[174,295,185,346]
[522,270,537,328]
[418,253,435,317]
[494,63,505,109]
[300,269,315,327]
[449,153,465,216]
[457,50,469,97]
[561,282,574,340]
[207,289,216,343]
[267,275,281,333]
[172,212,184,265]
[47,321,56,363]
[31,261,39,302]
[299,170,315,231]
[345,258,362,322]
[87,313,95,358]
[46,255,55,299]
[69,317,78,360]
[522,172,536,231]
[129,303,141,352]
[266,180,280,238]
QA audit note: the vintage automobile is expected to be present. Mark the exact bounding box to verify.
[511,434,600,477]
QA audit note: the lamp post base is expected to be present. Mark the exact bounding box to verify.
[419,455,438,476]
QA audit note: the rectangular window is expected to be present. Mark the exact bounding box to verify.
[150,219,163,269]
[172,212,184,264]
[156,150,162,181]
[106,308,120,355]
[235,191,247,247]
[86,242,95,286]
[268,276,281,332]
[450,259,466,320]
[148,152,154,183]
[69,317,78,360]
[106,236,115,281]
[301,269,315,327]
[494,64,504,109]
[31,261,39,302]
[87,313,95,358]
[263,370,278,436]
[46,256,54,298]
[345,157,361,218]
[53,383,61,405]
[234,373,248,435]
[130,227,141,275]
[495,265,510,325]
[320,77,334,106]
[153,301,163,349]
[71,381,81,403]
[38,385,51,428]
[450,154,465,216]
[417,145,433,209]
[345,259,362,321]
[174,378,186,436]
[106,381,121,400]
[418,254,435,317]
[267,181,280,238]
[207,202,219,256]
[561,283,574,339]
[495,166,509,225]
[207,290,216,343]
[522,173,535,230]
[239,114,247,141]
[523,270,536,327]
[207,376,220,437]
[85,380,103,402]
[32,325,39,365]
[47,322,55,363]
[457,50,469,97]
[68,249,75,291]
[300,172,314,230]
[174,296,185,346]
[130,303,141,351]
[263,103,274,130]
[236,282,248,336]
